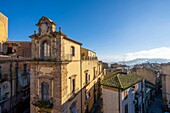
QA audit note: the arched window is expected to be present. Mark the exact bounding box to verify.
[41,40,50,59]
[41,82,49,100]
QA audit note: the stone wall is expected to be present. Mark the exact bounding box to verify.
[134,68,156,85]
[0,13,8,43]
[161,64,170,110]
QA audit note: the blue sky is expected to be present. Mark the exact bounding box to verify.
[1,0,170,62]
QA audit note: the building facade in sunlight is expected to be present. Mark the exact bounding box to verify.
[0,13,31,113]
[30,16,103,113]
[0,13,8,53]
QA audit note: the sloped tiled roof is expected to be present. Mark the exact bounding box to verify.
[102,72,143,90]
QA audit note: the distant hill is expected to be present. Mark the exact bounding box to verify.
[116,58,170,66]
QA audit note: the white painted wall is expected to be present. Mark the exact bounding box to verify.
[122,88,135,113]
[103,82,143,113]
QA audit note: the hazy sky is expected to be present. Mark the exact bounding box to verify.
[1,0,170,62]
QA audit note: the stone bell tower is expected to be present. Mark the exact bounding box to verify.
[29,16,68,113]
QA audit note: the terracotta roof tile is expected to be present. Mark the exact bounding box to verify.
[102,72,143,90]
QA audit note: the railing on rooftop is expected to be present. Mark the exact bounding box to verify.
[81,56,98,60]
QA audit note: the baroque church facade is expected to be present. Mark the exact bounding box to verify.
[30,17,103,113]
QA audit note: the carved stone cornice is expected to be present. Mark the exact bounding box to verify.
[38,75,54,80]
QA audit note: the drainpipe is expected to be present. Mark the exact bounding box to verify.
[142,80,144,113]
[80,48,82,113]
[15,61,19,104]
[10,61,12,112]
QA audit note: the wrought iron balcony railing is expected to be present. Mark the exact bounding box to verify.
[32,100,53,108]
[0,94,8,103]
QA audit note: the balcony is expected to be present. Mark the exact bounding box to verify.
[83,81,90,87]
[32,97,53,112]
[33,54,73,62]
[63,54,72,61]
[67,88,79,101]
[32,100,53,108]
[0,93,9,103]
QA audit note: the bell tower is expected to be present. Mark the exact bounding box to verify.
[30,16,65,61]
[36,16,56,37]
[29,16,68,113]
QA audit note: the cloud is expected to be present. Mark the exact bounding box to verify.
[98,47,170,62]
[124,47,170,61]
[98,55,121,63]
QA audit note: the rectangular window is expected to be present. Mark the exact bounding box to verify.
[71,46,75,56]
[24,64,27,74]
[88,74,90,82]
[93,67,96,78]
[41,82,49,100]
[85,92,90,100]
[71,79,75,93]
[44,42,49,57]
[85,73,90,84]
[85,73,88,84]
[125,104,128,113]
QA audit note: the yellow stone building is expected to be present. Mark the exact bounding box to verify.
[30,16,103,113]
[0,13,8,52]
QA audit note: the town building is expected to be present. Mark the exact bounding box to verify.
[0,13,8,53]
[132,63,162,112]
[101,62,109,76]
[110,63,129,73]
[30,16,103,113]
[0,12,31,113]
[101,62,109,70]
[160,63,170,111]
[143,81,155,113]
[102,72,144,113]
[132,64,161,93]
[3,41,31,58]
[0,55,30,113]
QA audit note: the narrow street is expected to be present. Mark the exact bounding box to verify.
[148,93,162,113]
[91,98,103,113]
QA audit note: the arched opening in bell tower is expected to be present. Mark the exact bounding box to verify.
[41,40,50,59]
